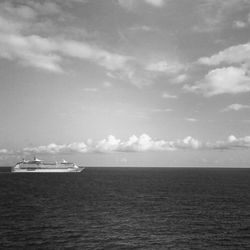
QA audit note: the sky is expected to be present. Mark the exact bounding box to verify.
[1,0,250,167]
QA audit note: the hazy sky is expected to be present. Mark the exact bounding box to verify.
[1,0,250,166]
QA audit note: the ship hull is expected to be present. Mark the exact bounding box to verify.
[12,168,84,173]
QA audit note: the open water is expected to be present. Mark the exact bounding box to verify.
[0,167,250,249]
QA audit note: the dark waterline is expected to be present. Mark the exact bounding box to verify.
[1,167,250,249]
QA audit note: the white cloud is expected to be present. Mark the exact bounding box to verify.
[198,42,250,66]
[20,134,202,154]
[95,135,121,152]
[186,118,198,122]
[0,2,130,73]
[175,136,201,149]
[109,63,155,88]
[146,60,184,74]
[12,37,125,73]
[150,108,173,112]
[0,149,11,154]
[212,135,250,150]
[0,1,177,88]
[193,0,250,32]
[233,20,247,28]
[121,134,175,151]
[0,32,63,72]
[103,81,112,88]
[222,103,250,112]
[10,134,250,156]
[83,88,98,92]
[23,142,88,154]
[144,0,165,7]
[118,0,164,9]
[0,27,130,73]
[60,40,130,71]
[162,92,177,99]
[185,67,250,96]
[129,25,155,32]
[170,74,188,84]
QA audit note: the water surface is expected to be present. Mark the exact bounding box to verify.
[1,167,250,249]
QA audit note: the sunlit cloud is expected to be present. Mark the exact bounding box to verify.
[198,42,250,66]
[144,0,165,8]
[186,118,198,122]
[23,142,89,154]
[150,108,173,113]
[162,92,177,99]
[118,0,165,10]
[193,0,250,32]
[222,103,250,112]
[233,20,247,29]
[0,149,11,154]
[211,135,250,150]
[8,134,250,157]
[184,67,250,96]
[129,25,156,32]
[103,81,112,88]
[146,60,184,74]
[83,88,98,92]
[21,134,196,154]
[0,1,130,73]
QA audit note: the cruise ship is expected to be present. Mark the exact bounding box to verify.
[12,157,84,173]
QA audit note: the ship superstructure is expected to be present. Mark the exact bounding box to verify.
[12,157,84,173]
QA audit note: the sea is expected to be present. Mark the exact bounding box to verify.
[0,167,250,249]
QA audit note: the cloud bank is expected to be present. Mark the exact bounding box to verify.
[1,134,250,157]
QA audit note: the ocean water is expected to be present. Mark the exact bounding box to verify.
[1,167,250,249]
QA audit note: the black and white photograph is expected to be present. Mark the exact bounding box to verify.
[1,0,250,249]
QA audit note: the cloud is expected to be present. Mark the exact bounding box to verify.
[0,149,11,155]
[222,103,250,112]
[20,134,203,154]
[0,32,62,72]
[122,134,174,151]
[23,142,88,154]
[118,0,164,9]
[146,60,184,74]
[0,1,130,73]
[0,25,130,72]
[9,133,250,156]
[162,92,177,99]
[83,88,98,92]
[175,136,201,149]
[184,67,250,96]
[95,135,121,152]
[186,118,198,122]
[60,40,130,71]
[233,20,247,28]
[150,108,173,112]
[0,1,180,88]
[103,81,112,88]
[193,0,250,32]
[108,62,156,88]
[144,0,165,7]
[129,25,156,32]
[211,135,250,150]
[194,42,250,96]
[170,74,188,84]
[198,42,250,66]
[144,60,187,86]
